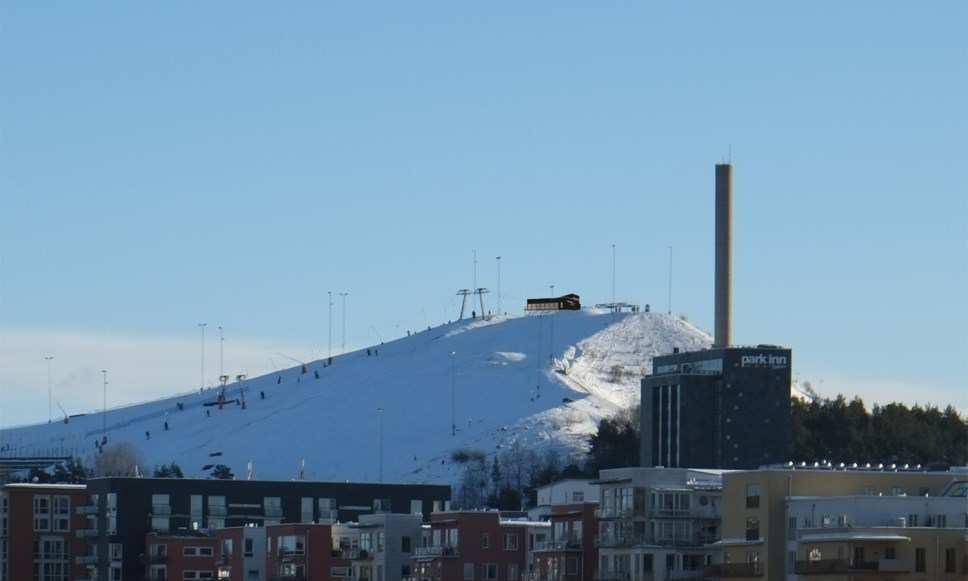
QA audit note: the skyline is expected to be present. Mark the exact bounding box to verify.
[1,1,965,424]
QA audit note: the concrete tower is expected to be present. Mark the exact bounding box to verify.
[714,163,732,348]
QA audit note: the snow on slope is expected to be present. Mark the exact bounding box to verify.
[0,311,710,484]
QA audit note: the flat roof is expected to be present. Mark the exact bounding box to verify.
[799,532,911,543]
[4,483,86,490]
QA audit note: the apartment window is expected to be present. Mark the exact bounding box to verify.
[574,521,583,543]
[447,528,459,547]
[410,499,422,515]
[183,572,214,580]
[301,497,314,523]
[208,496,227,516]
[244,538,253,557]
[908,513,918,526]
[508,563,519,581]
[373,498,391,513]
[190,495,203,523]
[263,497,282,517]
[890,486,905,496]
[481,532,489,549]
[52,496,70,532]
[33,495,51,531]
[483,563,498,580]
[149,564,167,581]
[278,535,305,555]
[572,491,584,502]
[504,533,518,551]
[150,543,168,558]
[318,498,337,523]
[565,557,578,575]
[745,517,760,541]
[943,548,956,573]
[745,484,760,509]
[463,562,474,580]
[885,546,896,559]
[222,539,233,558]
[788,515,797,533]
[401,536,412,553]
[110,542,123,561]
[933,514,947,528]
[853,546,865,564]
[208,517,225,530]
[915,547,926,572]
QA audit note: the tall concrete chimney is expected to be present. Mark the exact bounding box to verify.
[714,163,732,348]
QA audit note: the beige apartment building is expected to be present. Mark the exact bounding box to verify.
[706,465,967,581]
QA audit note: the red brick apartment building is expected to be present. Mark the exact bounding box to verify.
[266,523,350,581]
[0,483,90,581]
[532,503,598,581]
[144,531,220,580]
[411,511,548,581]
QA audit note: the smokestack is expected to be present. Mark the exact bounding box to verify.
[714,163,732,348]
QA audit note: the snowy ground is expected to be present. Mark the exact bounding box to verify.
[0,310,710,484]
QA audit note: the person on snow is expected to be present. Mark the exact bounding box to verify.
[164,412,169,431]
[145,431,150,440]
[314,370,320,379]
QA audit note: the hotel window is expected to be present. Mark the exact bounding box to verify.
[915,548,926,572]
[33,495,51,531]
[52,496,70,532]
[301,497,314,523]
[745,484,760,509]
[504,533,518,550]
[745,517,760,541]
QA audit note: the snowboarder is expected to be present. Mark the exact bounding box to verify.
[164,412,169,431]
[260,391,265,400]
[145,431,150,440]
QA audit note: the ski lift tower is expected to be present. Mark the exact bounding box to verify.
[474,287,490,318]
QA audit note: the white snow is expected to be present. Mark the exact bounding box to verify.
[0,311,710,484]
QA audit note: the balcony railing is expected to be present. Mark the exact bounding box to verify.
[596,534,645,549]
[596,506,647,520]
[703,563,762,578]
[412,545,458,558]
[278,548,306,558]
[533,538,583,551]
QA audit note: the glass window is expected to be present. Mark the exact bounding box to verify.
[915,548,926,572]
[463,562,474,580]
[481,533,489,549]
[504,533,518,551]
[745,484,760,508]
[410,499,422,515]
[507,563,519,581]
[745,518,760,541]
[301,497,314,523]
[484,564,497,580]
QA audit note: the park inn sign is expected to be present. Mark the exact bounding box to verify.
[740,353,789,368]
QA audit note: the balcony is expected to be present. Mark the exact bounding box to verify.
[596,534,645,549]
[703,563,762,578]
[533,538,583,552]
[413,545,458,558]
[75,528,98,539]
[75,554,99,566]
[278,548,306,560]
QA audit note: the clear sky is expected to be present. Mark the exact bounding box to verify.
[1,2,965,425]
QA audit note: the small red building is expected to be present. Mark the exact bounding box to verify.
[266,523,349,581]
[532,503,598,581]
[1,483,90,581]
[144,531,219,581]
[412,511,545,581]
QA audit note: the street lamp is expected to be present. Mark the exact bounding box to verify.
[198,323,208,391]
[44,355,54,424]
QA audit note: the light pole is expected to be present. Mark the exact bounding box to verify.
[218,325,224,379]
[667,245,673,315]
[495,256,502,315]
[548,285,555,362]
[327,291,333,359]
[339,292,349,352]
[377,407,384,483]
[101,369,108,439]
[449,351,457,436]
[611,243,616,305]
[45,355,54,424]
[198,323,207,391]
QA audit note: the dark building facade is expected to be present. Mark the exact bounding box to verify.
[81,477,450,581]
[640,346,792,470]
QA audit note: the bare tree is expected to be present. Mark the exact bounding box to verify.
[94,443,144,477]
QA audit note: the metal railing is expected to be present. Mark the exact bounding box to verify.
[413,545,458,558]
[703,563,762,578]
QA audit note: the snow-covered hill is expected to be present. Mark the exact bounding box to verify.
[0,310,710,483]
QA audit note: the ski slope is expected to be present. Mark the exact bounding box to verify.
[0,310,710,483]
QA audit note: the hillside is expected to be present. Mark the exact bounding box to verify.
[0,310,711,483]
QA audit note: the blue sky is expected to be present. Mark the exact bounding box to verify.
[1,2,965,423]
